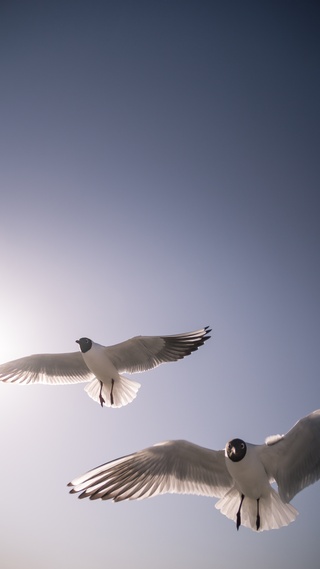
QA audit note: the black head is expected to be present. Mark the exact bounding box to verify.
[76,337,92,354]
[226,438,247,463]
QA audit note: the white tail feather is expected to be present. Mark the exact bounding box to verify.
[215,486,298,531]
[85,375,141,408]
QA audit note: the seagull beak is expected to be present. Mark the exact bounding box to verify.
[226,443,235,458]
[75,339,80,344]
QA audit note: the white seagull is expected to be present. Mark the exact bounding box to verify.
[68,409,320,531]
[0,326,211,408]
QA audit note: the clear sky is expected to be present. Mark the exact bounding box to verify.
[0,1,319,568]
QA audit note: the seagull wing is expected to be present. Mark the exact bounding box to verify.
[68,439,232,501]
[105,327,211,374]
[0,352,93,385]
[259,409,320,502]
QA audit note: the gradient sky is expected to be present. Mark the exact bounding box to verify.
[1,1,319,568]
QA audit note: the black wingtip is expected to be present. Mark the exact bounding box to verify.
[69,488,89,499]
[79,492,90,500]
[203,326,212,341]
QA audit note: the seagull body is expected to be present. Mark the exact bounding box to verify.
[68,410,320,531]
[0,326,211,408]
[226,441,271,501]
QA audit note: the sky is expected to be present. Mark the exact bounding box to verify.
[0,1,319,567]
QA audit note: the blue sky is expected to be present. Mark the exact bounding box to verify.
[0,1,319,567]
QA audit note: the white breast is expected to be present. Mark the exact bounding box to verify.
[226,444,270,499]
[81,342,120,383]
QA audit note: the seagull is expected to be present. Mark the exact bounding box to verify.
[0,326,211,408]
[68,409,320,531]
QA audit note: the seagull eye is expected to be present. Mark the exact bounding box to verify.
[240,443,245,449]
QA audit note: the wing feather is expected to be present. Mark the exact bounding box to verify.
[105,327,211,374]
[68,439,232,501]
[0,352,93,385]
[260,410,320,502]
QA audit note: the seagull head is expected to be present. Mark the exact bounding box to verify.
[76,337,93,354]
[226,438,247,463]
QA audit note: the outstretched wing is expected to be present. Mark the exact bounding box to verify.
[68,439,232,501]
[105,327,211,374]
[260,409,320,502]
[0,352,93,385]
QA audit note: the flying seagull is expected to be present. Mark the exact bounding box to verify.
[68,409,320,531]
[0,326,211,408]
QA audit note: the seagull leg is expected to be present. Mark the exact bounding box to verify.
[236,494,245,531]
[256,498,260,530]
[110,378,115,406]
[99,381,105,407]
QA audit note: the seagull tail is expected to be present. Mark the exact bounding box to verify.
[215,486,298,531]
[84,375,141,408]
